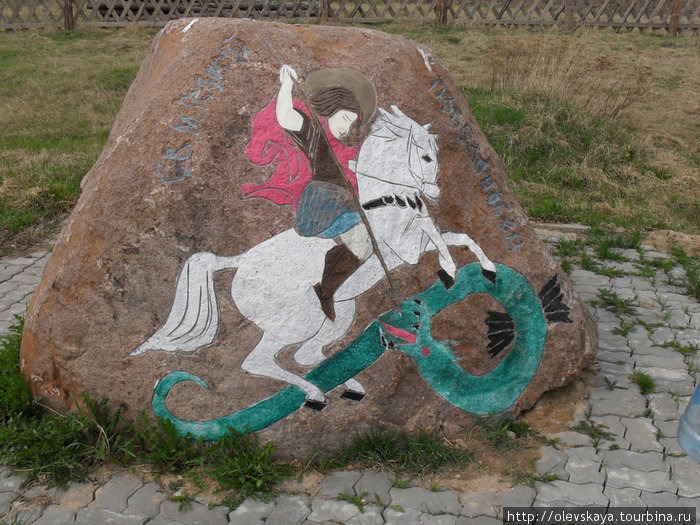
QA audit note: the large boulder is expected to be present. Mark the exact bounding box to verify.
[21,19,597,458]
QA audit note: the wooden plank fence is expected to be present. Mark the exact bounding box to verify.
[2,0,698,32]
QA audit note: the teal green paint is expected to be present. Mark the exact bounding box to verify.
[380,264,547,414]
[152,263,548,439]
[153,323,386,440]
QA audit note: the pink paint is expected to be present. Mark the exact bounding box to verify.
[421,346,430,357]
[243,98,359,210]
[380,322,417,344]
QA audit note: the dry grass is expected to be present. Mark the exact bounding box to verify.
[0,28,156,254]
[1,24,698,255]
[374,23,699,233]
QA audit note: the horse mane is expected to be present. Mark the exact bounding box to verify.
[369,105,438,150]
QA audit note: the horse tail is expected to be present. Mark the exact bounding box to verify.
[130,252,240,356]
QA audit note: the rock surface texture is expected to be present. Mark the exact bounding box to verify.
[21,19,596,457]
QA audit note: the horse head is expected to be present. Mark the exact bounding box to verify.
[356,105,439,201]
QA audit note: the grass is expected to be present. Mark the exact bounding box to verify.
[593,289,638,317]
[572,421,615,448]
[331,427,474,474]
[1,25,699,254]
[481,419,534,452]
[629,370,656,396]
[0,317,290,504]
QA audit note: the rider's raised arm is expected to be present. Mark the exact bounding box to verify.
[276,65,304,132]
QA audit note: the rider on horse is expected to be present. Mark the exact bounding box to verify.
[275,65,377,321]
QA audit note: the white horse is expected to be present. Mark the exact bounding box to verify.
[131,106,496,409]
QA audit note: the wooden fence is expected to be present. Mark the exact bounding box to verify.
[2,0,698,32]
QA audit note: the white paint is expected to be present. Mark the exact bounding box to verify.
[182,19,198,33]
[276,65,303,132]
[328,110,358,140]
[133,105,495,405]
[418,47,433,73]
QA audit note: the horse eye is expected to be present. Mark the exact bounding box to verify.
[421,154,432,162]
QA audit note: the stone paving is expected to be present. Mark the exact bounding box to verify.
[1,235,699,524]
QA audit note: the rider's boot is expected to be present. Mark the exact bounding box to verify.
[314,243,361,321]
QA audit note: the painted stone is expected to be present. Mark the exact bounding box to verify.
[20,18,597,458]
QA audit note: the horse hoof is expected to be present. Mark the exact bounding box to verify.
[482,269,497,285]
[340,390,365,402]
[437,269,455,289]
[303,399,328,412]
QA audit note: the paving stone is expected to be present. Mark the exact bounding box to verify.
[609,271,637,285]
[493,485,535,516]
[0,473,23,492]
[54,482,96,510]
[0,490,15,514]
[456,517,502,525]
[4,256,39,267]
[630,276,653,292]
[691,313,700,330]
[648,393,681,421]
[320,470,363,497]
[419,515,457,525]
[650,327,681,346]
[598,360,634,376]
[345,505,384,525]
[597,348,634,365]
[606,467,676,492]
[590,370,632,390]
[307,498,360,523]
[124,482,166,518]
[675,329,700,347]
[639,490,679,507]
[590,415,630,450]
[265,494,311,525]
[589,388,647,418]
[383,506,422,525]
[549,431,592,447]
[602,487,644,507]
[355,471,393,505]
[667,309,691,327]
[0,265,23,282]
[631,338,666,356]
[639,366,694,384]
[89,472,142,512]
[653,379,696,396]
[76,507,147,524]
[677,497,700,516]
[637,353,688,370]
[660,436,685,456]
[621,417,663,453]
[459,491,497,518]
[157,500,228,525]
[228,497,276,525]
[564,447,603,484]
[606,449,668,474]
[142,520,185,525]
[536,446,569,481]
[668,455,700,499]
[389,487,461,516]
[32,504,77,525]
[536,480,608,506]
[655,419,679,438]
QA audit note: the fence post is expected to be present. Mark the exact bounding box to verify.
[668,0,683,34]
[319,0,330,22]
[63,0,76,30]
[565,0,575,28]
[435,0,449,26]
